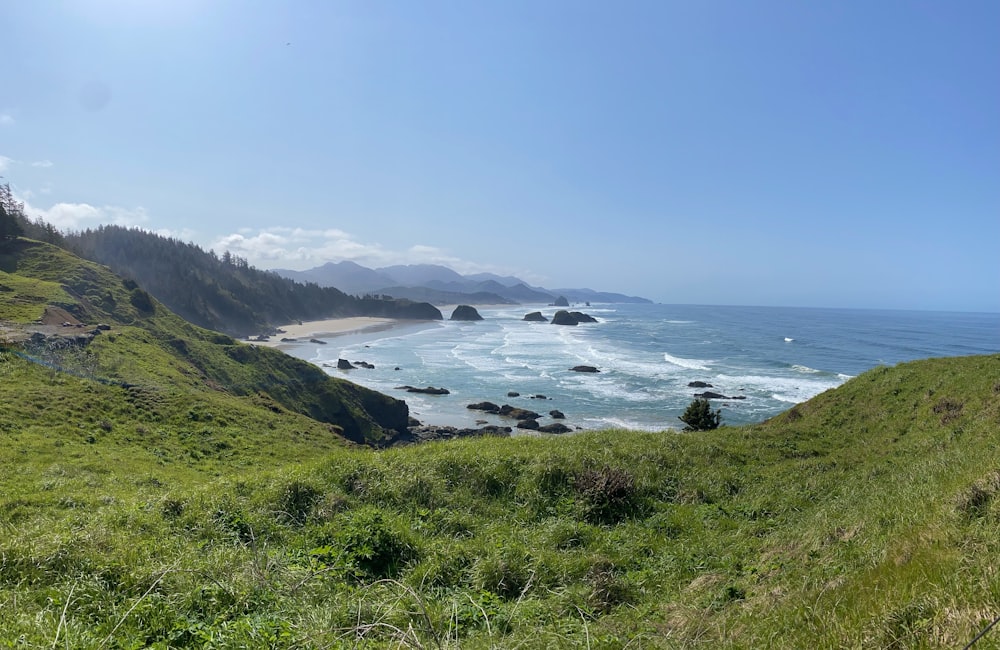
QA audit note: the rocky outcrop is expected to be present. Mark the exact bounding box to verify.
[694,391,747,400]
[516,419,540,430]
[553,296,570,307]
[570,365,600,373]
[402,424,512,444]
[498,405,540,420]
[354,361,375,369]
[523,311,547,322]
[450,305,484,321]
[337,358,355,370]
[507,391,520,397]
[688,381,713,388]
[549,409,565,419]
[467,401,501,414]
[551,310,578,326]
[551,310,598,326]
[538,422,572,434]
[397,386,450,395]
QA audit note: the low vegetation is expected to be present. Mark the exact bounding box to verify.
[1,235,999,647]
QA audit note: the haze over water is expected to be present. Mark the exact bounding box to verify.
[280,305,1000,432]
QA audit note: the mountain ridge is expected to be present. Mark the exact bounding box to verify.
[272,261,652,306]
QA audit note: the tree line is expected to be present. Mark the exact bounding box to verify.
[0,180,441,336]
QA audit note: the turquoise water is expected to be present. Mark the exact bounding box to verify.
[284,304,1000,431]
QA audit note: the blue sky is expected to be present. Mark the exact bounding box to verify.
[3,1,998,311]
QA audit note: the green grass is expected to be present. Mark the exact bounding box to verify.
[2,239,999,647]
[2,349,999,647]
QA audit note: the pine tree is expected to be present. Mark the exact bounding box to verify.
[0,183,25,241]
[678,398,722,431]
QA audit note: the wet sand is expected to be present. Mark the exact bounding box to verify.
[248,317,400,347]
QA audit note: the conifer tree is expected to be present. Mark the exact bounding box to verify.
[678,398,722,431]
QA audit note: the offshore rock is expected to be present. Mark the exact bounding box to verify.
[467,401,501,414]
[570,365,600,373]
[450,305,484,321]
[551,310,598,326]
[538,422,573,434]
[397,386,450,395]
[516,419,540,430]
[523,311,547,322]
[337,358,355,370]
[498,405,541,420]
[553,296,570,307]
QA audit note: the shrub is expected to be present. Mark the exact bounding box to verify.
[334,507,415,579]
[276,480,321,525]
[679,398,722,431]
[573,465,638,524]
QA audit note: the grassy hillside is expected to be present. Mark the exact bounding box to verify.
[2,274,998,650]
[1,238,409,446]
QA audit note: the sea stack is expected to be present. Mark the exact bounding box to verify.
[450,305,484,321]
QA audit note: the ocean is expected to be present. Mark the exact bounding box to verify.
[285,304,1000,432]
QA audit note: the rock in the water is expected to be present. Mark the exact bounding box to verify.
[397,385,450,395]
[337,358,355,370]
[570,365,600,373]
[507,391,520,397]
[310,338,328,344]
[694,391,747,401]
[404,424,512,443]
[523,311,548,322]
[551,310,597,326]
[553,296,570,307]
[688,381,713,388]
[538,422,572,434]
[498,405,541,420]
[450,305,484,321]
[467,401,501,413]
[551,310,578,326]
[516,419,540,430]
[530,394,548,400]
[549,409,565,419]
[354,361,375,369]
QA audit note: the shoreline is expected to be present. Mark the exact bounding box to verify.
[248,317,404,348]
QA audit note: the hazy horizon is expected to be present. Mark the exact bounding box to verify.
[4,1,998,312]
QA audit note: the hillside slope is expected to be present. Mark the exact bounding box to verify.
[1,238,410,446]
[62,226,443,337]
[1,317,997,649]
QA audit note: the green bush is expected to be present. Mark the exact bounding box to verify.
[679,398,722,431]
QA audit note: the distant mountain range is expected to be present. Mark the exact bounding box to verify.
[273,262,652,305]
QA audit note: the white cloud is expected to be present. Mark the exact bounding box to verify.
[155,227,198,242]
[0,155,12,172]
[23,198,150,230]
[0,114,13,126]
[30,160,53,168]
[211,226,546,283]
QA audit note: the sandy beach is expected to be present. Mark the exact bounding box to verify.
[249,317,399,347]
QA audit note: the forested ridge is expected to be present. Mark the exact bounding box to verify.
[62,226,443,336]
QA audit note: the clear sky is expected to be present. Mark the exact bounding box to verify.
[3,1,998,311]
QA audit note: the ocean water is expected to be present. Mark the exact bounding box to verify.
[286,304,1000,432]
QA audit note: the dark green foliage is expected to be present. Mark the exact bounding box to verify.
[330,507,415,579]
[128,287,155,314]
[62,225,442,336]
[679,397,722,431]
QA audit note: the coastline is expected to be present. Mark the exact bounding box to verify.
[248,317,401,348]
